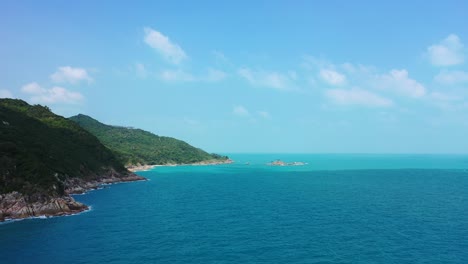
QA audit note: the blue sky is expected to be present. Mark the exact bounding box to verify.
[1,1,468,153]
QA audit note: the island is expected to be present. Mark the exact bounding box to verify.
[267,159,307,166]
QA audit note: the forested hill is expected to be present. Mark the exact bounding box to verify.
[69,114,229,166]
[0,99,130,197]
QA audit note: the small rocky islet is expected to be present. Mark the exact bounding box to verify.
[267,159,307,166]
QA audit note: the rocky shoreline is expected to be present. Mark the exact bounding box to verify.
[0,174,145,222]
[1,158,230,221]
[127,158,234,172]
[65,174,146,194]
[0,192,89,222]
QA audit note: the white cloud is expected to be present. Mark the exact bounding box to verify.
[135,63,148,78]
[158,69,195,82]
[144,27,187,64]
[427,34,464,66]
[233,105,250,116]
[157,68,227,83]
[50,66,92,84]
[319,69,346,86]
[21,82,45,94]
[212,50,228,62]
[377,69,426,98]
[257,110,271,119]
[429,91,461,102]
[184,118,200,126]
[434,70,468,85]
[0,89,13,98]
[238,68,255,82]
[341,63,376,75]
[238,68,296,91]
[304,58,427,101]
[326,88,393,107]
[301,56,332,70]
[204,68,227,82]
[428,91,465,111]
[21,82,83,104]
[288,71,298,81]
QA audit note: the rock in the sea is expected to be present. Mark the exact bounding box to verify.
[0,191,88,221]
[267,160,306,166]
[1,173,146,221]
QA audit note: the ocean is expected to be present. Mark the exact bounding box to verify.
[1,154,468,263]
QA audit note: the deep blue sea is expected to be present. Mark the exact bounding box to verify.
[2,154,468,263]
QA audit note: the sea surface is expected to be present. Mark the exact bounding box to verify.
[2,154,468,263]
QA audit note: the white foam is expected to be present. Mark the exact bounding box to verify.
[0,206,93,225]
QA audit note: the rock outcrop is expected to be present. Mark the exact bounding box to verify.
[0,174,146,222]
[0,192,88,221]
[65,174,146,194]
[267,160,306,166]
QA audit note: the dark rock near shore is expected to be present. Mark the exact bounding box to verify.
[0,192,88,220]
[65,174,146,194]
[0,174,146,221]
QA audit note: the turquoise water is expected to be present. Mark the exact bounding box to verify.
[1,154,468,263]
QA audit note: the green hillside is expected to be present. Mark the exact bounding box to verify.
[69,114,229,166]
[0,99,130,197]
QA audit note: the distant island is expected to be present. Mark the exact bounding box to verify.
[0,99,231,222]
[267,160,306,166]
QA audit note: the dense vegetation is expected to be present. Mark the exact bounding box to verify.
[0,99,129,197]
[69,114,229,165]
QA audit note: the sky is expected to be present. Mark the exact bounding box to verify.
[1,0,468,153]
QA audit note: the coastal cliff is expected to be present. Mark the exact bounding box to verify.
[0,99,145,221]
